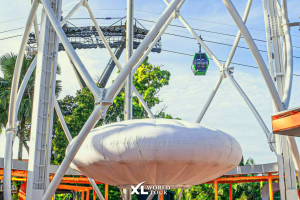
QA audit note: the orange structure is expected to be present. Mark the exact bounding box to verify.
[272,106,300,136]
[206,173,281,200]
[0,167,110,199]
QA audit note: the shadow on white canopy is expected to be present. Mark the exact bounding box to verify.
[67,119,242,188]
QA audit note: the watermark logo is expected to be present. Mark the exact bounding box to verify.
[131,181,170,195]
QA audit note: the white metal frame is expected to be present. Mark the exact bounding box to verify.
[3,0,300,199]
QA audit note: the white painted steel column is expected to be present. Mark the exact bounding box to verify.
[225,71,274,150]
[124,0,134,121]
[42,105,103,200]
[88,178,105,200]
[15,0,85,122]
[105,0,182,100]
[262,0,275,79]
[196,74,223,123]
[54,99,105,200]
[26,0,61,198]
[54,98,73,142]
[123,189,132,200]
[266,1,286,199]
[280,0,293,108]
[4,1,39,199]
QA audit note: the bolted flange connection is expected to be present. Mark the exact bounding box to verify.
[94,88,113,119]
[220,63,234,78]
[173,10,180,19]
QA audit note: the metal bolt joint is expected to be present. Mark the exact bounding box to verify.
[172,10,180,19]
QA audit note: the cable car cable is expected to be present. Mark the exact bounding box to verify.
[161,49,300,77]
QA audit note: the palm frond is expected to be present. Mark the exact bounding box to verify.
[0,77,11,88]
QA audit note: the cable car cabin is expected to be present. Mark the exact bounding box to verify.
[191,53,209,75]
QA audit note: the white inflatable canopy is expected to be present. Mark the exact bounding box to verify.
[68,119,242,188]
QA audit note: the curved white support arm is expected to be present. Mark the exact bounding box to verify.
[15,57,37,119]
[4,1,39,200]
[280,0,293,108]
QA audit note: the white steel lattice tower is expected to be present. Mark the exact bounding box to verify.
[26,0,61,199]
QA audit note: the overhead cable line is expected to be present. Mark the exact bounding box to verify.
[134,9,300,38]
[0,35,22,41]
[161,49,300,77]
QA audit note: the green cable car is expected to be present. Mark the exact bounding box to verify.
[191,52,209,75]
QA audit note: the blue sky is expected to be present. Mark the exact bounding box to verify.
[0,0,300,164]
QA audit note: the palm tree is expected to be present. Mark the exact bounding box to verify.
[0,53,62,160]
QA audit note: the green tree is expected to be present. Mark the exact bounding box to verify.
[0,53,62,160]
